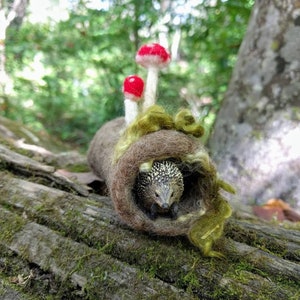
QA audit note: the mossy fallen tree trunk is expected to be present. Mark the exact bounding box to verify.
[0,143,299,300]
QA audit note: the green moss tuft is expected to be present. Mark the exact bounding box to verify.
[188,196,232,258]
[113,105,204,163]
[174,109,204,138]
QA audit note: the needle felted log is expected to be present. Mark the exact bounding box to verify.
[87,106,234,257]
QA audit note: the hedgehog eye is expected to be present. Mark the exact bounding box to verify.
[155,191,160,198]
[171,192,174,198]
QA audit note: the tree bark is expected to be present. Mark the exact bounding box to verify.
[208,0,300,209]
[0,117,299,299]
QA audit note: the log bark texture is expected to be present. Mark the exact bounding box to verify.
[0,138,299,299]
[209,0,300,209]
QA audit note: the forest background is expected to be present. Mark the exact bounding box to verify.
[0,0,253,149]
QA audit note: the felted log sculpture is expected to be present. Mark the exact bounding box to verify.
[88,105,234,257]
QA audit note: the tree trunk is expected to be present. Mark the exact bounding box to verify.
[0,117,299,299]
[208,0,300,209]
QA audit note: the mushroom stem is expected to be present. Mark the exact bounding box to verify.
[143,66,159,112]
[124,98,139,125]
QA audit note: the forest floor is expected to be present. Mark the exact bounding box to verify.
[0,116,299,300]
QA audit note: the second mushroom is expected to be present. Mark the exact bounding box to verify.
[136,43,170,112]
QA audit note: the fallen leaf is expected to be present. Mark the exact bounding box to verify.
[253,206,285,222]
[253,198,300,222]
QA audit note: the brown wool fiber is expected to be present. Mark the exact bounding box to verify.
[87,107,234,257]
[88,117,217,235]
[87,117,124,181]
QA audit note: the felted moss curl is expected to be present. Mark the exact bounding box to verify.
[114,105,205,163]
[188,195,232,258]
[180,149,234,257]
[113,105,174,163]
[174,109,205,138]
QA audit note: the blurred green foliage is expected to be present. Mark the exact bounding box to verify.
[2,0,253,149]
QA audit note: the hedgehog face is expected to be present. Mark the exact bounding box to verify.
[149,181,177,209]
[135,160,184,217]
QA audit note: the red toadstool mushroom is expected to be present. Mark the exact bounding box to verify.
[123,75,144,125]
[136,43,170,111]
